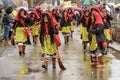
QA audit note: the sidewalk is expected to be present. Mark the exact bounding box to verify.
[109,41,120,52]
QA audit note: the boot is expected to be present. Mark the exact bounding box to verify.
[96,56,104,68]
[90,57,97,66]
[67,36,69,42]
[22,45,26,56]
[27,37,31,45]
[64,36,67,44]
[42,58,48,69]
[19,51,22,56]
[52,58,56,69]
[33,36,38,44]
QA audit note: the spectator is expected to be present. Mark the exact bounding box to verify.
[2,7,13,45]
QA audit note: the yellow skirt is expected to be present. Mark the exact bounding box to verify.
[104,29,111,41]
[70,22,74,32]
[80,24,89,41]
[79,23,83,35]
[62,26,71,33]
[42,36,57,55]
[90,34,97,51]
[15,27,27,43]
[31,25,39,36]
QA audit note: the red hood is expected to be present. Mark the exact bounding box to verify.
[42,12,58,27]
[91,5,104,18]
[91,5,101,11]
[30,10,40,19]
[15,8,28,21]
[92,11,104,25]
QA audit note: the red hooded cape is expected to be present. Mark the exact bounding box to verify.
[15,8,29,26]
[91,5,104,18]
[42,12,58,37]
[31,10,40,19]
[92,11,104,25]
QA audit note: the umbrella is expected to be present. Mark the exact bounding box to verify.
[0,0,4,9]
[2,0,17,8]
[73,7,81,11]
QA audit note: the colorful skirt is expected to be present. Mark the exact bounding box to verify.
[15,27,27,43]
[90,34,97,52]
[42,36,57,55]
[80,24,89,42]
[62,26,71,34]
[70,22,74,32]
[31,25,39,36]
[104,29,111,41]
[79,23,83,35]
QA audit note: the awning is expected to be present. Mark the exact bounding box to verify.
[84,0,90,6]
[83,0,96,6]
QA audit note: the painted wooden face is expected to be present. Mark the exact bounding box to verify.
[85,11,89,16]
[20,10,25,17]
[44,16,48,22]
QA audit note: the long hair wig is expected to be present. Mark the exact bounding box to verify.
[40,12,54,46]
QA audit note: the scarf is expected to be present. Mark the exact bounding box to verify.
[85,16,89,27]
[64,14,68,22]
[45,22,49,37]
[68,13,74,20]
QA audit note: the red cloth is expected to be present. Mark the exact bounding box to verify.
[91,5,104,18]
[42,12,58,27]
[85,16,89,27]
[68,13,74,20]
[64,14,68,22]
[31,10,40,19]
[109,28,113,35]
[92,11,104,25]
[102,42,107,48]
[25,27,31,37]
[15,8,28,26]
[36,11,42,18]
[45,23,49,37]
[15,8,28,21]
[54,35,61,47]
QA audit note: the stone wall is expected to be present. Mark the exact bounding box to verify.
[112,28,120,43]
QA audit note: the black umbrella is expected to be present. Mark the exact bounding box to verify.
[2,0,17,8]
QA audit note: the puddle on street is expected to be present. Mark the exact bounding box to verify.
[80,53,111,80]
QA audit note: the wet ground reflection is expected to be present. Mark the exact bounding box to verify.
[0,27,116,80]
